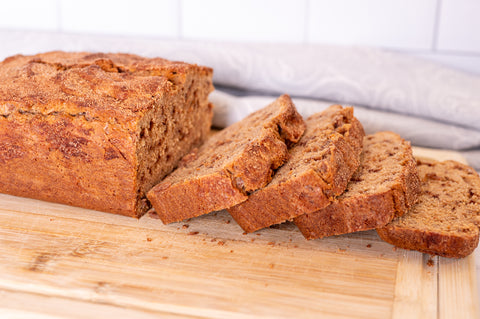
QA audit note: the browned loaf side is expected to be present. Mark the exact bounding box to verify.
[228,105,365,233]
[294,132,420,239]
[0,51,214,217]
[147,94,306,224]
[377,158,480,258]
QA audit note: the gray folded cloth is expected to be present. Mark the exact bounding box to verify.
[1,30,479,169]
[210,90,480,170]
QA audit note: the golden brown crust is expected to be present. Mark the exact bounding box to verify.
[294,132,420,239]
[376,224,479,258]
[377,159,480,258]
[228,105,365,233]
[147,94,306,224]
[0,51,214,217]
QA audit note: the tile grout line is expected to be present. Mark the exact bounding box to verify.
[303,0,310,44]
[56,0,62,33]
[177,0,183,40]
[432,0,442,52]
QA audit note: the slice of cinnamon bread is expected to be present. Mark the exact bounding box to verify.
[377,158,480,258]
[294,132,420,239]
[147,94,306,224]
[228,105,365,233]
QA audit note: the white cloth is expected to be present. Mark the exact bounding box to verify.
[1,30,479,169]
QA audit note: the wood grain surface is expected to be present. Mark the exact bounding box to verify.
[0,147,478,319]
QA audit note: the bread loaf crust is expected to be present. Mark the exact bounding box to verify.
[0,51,214,217]
[147,94,306,224]
[376,224,479,258]
[228,105,365,233]
[295,132,420,239]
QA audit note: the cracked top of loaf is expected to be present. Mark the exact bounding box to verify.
[0,51,213,123]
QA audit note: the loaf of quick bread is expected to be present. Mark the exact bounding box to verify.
[0,51,214,217]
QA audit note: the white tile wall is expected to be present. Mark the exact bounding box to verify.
[0,0,479,75]
[60,0,179,37]
[307,0,437,50]
[0,0,58,31]
[181,0,307,43]
[437,0,480,53]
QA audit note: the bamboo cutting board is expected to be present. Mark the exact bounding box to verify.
[0,147,478,319]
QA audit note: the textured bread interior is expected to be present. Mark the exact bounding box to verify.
[156,94,304,195]
[227,105,365,233]
[344,133,415,199]
[294,131,420,239]
[390,159,480,236]
[269,105,361,194]
[135,71,213,210]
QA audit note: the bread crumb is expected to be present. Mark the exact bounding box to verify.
[49,218,54,221]
[188,231,199,236]
[256,233,261,236]
[250,238,255,242]
[269,263,275,269]
[182,224,189,229]
[293,245,299,248]
[338,248,346,252]
[392,247,397,251]
[217,241,225,246]
[146,237,152,242]
[366,244,372,248]
[427,258,435,267]
[225,220,231,224]
[230,250,234,253]
[242,232,247,235]
[211,238,217,242]
[162,256,168,260]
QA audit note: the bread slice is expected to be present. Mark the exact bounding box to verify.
[377,158,480,258]
[147,94,306,224]
[294,132,420,239]
[228,105,365,233]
